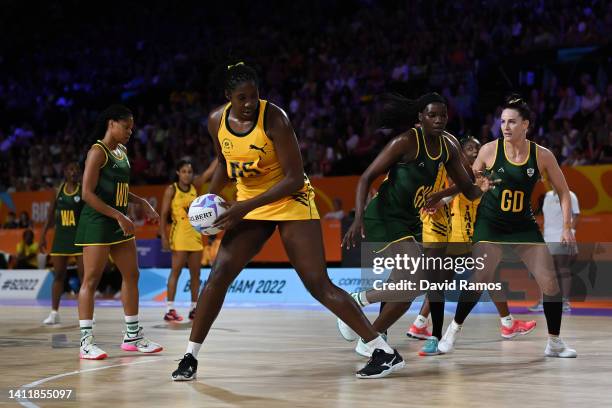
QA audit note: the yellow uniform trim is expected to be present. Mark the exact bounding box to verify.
[476,240,547,245]
[50,252,83,256]
[75,236,135,246]
[413,128,420,160]
[98,140,127,161]
[92,143,109,168]
[62,183,80,196]
[374,235,417,254]
[485,140,498,170]
[423,131,443,160]
[503,139,530,166]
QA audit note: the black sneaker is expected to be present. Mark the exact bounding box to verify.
[171,353,198,381]
[188,309,196,321]
[356,349,405,379]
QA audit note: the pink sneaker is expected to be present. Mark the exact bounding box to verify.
[407,324,432,340]
[501,319,537,339]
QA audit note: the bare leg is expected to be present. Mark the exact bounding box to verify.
[279,220,379,342]
[79,246,110,320]
[110,239,141,317]
[51,256,68,311]
[187,251,203,303]
[189,221,276,343]
[167,251,188,302]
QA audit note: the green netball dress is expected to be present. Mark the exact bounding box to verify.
[75,141,133,246]
[364,127,449,244]
[50,182,84,256]
[472,139,544,243]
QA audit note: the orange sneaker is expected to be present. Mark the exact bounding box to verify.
[501,319,536,339]
[406,324,432,340]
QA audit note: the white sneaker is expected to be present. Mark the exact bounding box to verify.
[355,333,387,358]
[79,335,108,360]
[528,300,544,312]
[336,292,364,342]
[562,300,571,312]
[43,311,60,325]
[121,327,163,353]
[355,338,372,357]
[438,320,462,353]
[545,337,577,358]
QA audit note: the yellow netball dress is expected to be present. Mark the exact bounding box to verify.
[217,99,319,220]
[169,183,203,251]
[420,137,452,244]
[449,194,481,243]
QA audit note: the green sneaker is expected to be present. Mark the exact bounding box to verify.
[418,336,443,356]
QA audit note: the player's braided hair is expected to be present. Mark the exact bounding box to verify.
[372,92,446,131]
[224,62,259,94]
[91,105,133,141]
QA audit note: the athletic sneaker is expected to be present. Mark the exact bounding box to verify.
[418,336,443,356]
[121,328,163,353]
[79,335,108,360]
[406,324,432,340]
[336,293,364,342]
[545,337,577,358]
[501,319,537,339]
[438,321,462,353]
[171,353,198,381]
[43,311,60,325]
[562,300,571,312]
[164,309,184,322]
[188,309,196,321]
[355,333,388,358]
[356,349,405,379]
[528,300,544,312]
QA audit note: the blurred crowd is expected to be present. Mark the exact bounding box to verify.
[1,0,611,192]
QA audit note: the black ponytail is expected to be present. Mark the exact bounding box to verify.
[371,92,446,131]
[91,104,133,141]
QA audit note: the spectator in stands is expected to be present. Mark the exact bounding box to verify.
[18,210,32,228]
[15,229,39,269]
[3,212,19,229]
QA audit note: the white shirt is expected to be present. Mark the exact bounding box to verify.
[542,190,580,242]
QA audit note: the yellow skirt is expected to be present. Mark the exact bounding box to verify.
[242,189,319,221]
[169,222,203,252]
[421,204,452,244]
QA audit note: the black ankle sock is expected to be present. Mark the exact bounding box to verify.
[543,292,562,335]
[454,290,483,325]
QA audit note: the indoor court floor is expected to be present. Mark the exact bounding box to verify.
[1,302,611,408]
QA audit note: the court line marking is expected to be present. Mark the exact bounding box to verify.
[17,357,167,408]
[15,346,352,407]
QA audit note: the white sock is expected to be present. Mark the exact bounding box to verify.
[79,319,94,339]
[124,315,139,336]
[167,301,174,312]
[500,314,514,328]
[449,320,462,332]
[358,291,370,306]
[50,310,58,315]
[186,341,202,358]
[414,314,428,328]
[366,335,394,354]
[191,302,197,311]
